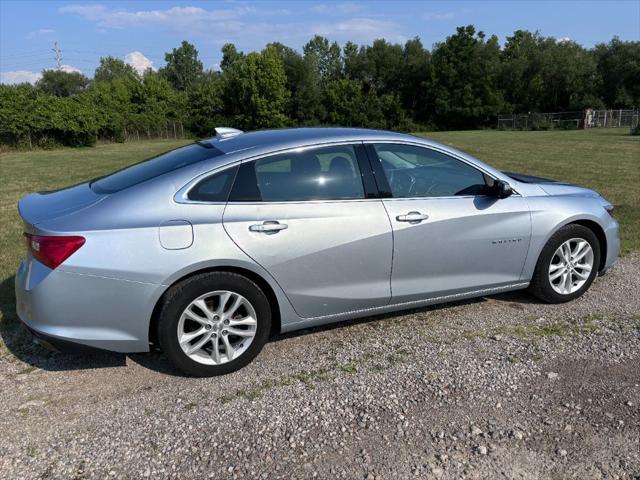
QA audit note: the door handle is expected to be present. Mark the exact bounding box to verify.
[249,221,288,233]
[396,211,429,223]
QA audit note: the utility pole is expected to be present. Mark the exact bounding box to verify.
[52,41,62,69]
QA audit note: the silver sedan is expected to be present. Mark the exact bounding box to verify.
[15,128,619,376]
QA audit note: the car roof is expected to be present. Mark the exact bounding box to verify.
[200,127,421,155]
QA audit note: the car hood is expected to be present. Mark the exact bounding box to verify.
[505,171,600,198]
[18,182,105,225]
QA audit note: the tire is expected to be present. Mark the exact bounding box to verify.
[529,224,601,303]
[158,272,271,377]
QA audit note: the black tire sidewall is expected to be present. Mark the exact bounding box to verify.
[532,224,601,303]
[158,273,271,377]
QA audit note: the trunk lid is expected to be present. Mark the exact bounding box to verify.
[18,183,104,225]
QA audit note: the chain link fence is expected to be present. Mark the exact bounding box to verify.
[497,109,639,131]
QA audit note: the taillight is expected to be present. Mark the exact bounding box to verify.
[24,233,85,270]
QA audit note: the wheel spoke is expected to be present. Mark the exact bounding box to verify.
[217,292,231,314]
[550,268,566,281]
[179,327,206,345]
[184,308,208,325]
[229,316,257,327]
[573,245,592,263]
[571,241,587,259]
[194,299,214,320]
[226,294,245,317]
[226,327,254,338]
[549,262,564,273]
[573,268,590,280]
[186,332,212,354]
[563,271,573,293]
[222,335,235,361]
[211,336,221,363]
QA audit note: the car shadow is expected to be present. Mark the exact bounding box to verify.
[1,270,543,376]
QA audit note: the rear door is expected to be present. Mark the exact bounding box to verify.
[223,143,393,318]
[365,142,531,304]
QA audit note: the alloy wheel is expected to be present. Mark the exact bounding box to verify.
[177,290,257,365]
[548,238,594,295]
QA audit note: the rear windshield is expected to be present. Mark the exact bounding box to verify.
[90,143,224,194]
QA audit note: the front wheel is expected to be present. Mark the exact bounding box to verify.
[529,224,600,303]
[158,272,271,377]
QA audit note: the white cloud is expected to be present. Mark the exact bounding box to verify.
[59,3,257,29]
[58,3,400,53]
[60,64,82,74]
[124,51,155,74]
[27,28,56,39]
[0,70,43,84]
[58,4,108,20]
[558,36,572,43]
[311,3,364,15]
[312,18,406,44]
[424,11,456,21]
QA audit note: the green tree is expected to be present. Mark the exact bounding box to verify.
[401,37,431,122]
[94,56,138,82]
[160,41,204,91]
[431,25,506,129]
[36,69,89,97]
[186,71,226,137]
[268,42,323,125]
[303,35,342,83]
[222,46,289,129]
[363,39,404,94]
[221,43,242,72]
[500,30,551,112]
[537,38,600,111]
[594,37,640,108]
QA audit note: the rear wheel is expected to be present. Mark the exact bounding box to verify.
[529,224,600,303]
[158,272,271,376]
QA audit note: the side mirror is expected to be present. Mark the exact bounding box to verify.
[493,179,513,199]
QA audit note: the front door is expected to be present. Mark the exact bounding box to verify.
[223,143,392,318]
[366,143,531,303]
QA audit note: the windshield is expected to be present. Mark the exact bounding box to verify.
[90,143,224,194]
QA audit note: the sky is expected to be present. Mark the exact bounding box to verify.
[1,0,639,84]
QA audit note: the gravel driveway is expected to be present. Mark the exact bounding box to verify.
[1,256,638,479]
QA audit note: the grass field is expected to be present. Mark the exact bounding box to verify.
[0,129,638,326]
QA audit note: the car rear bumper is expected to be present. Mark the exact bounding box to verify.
[15,257,158,353]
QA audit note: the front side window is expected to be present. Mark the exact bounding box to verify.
[232,145,365,202]
[373,144,490,198]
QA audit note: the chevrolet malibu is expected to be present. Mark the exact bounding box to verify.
[16,128,619,376]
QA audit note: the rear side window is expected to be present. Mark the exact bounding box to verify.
[91,143,224,194]
[188,165,238,202]
[230,145,365,202]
